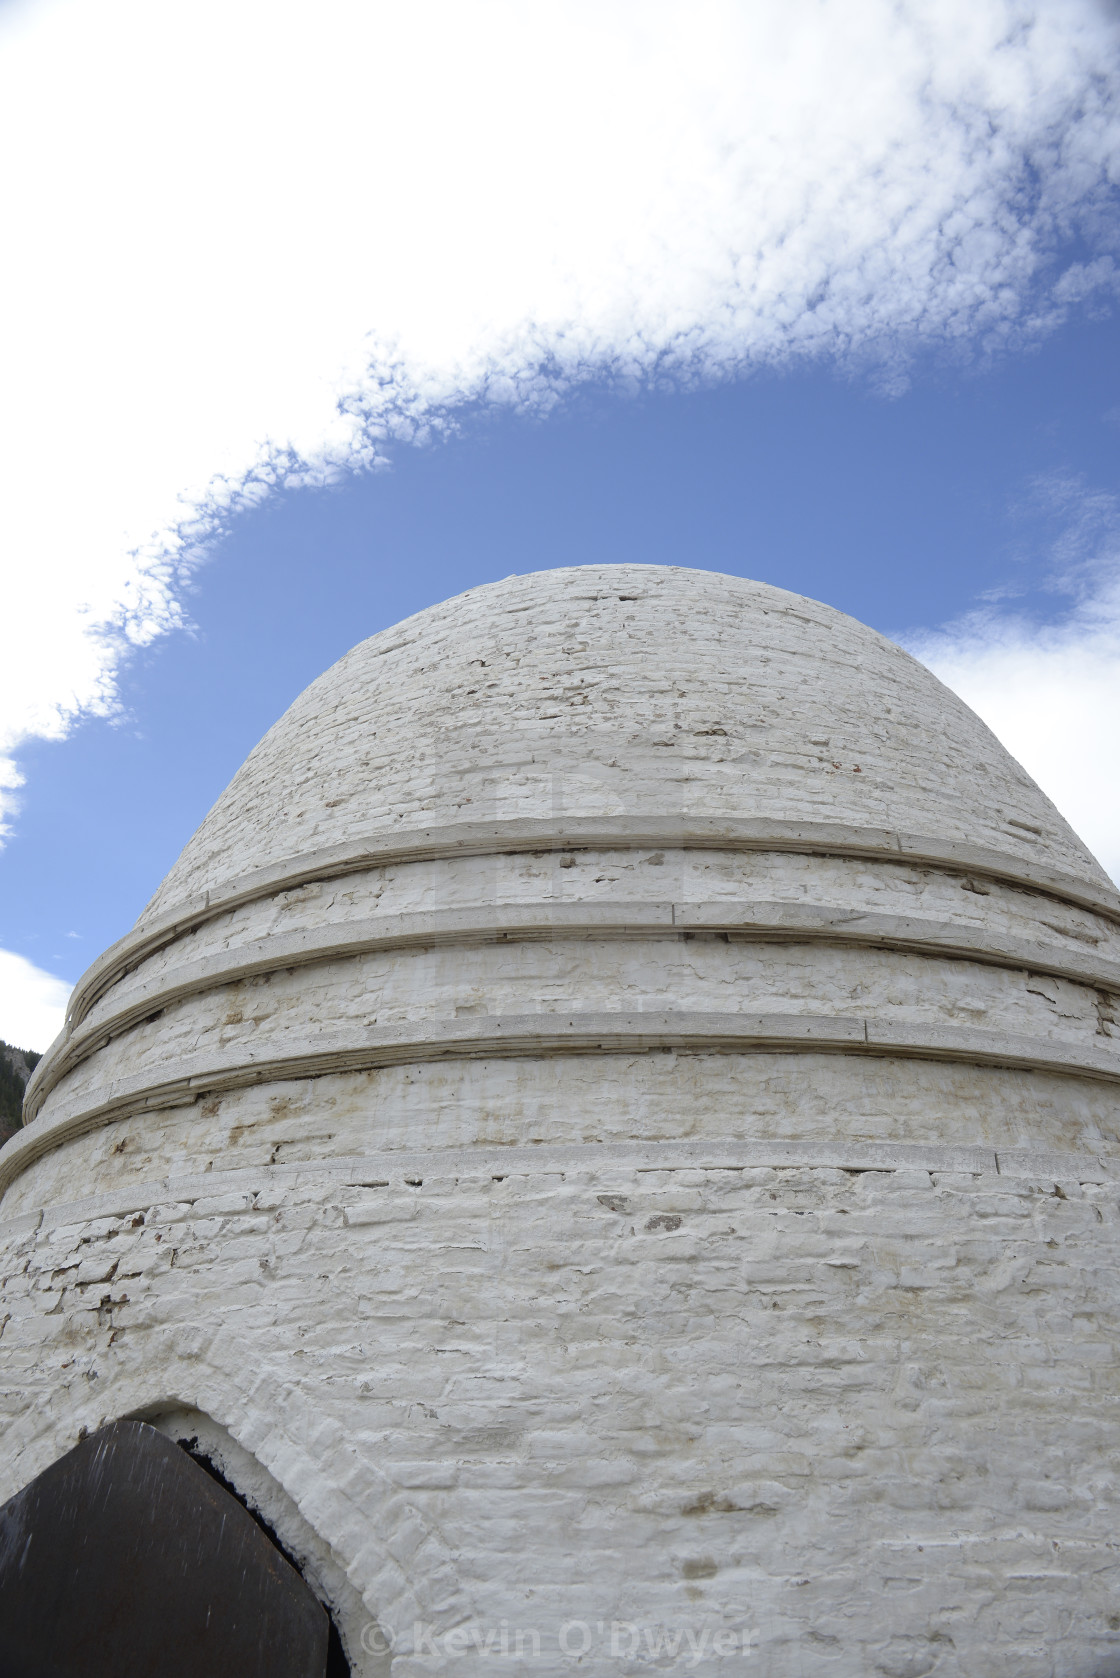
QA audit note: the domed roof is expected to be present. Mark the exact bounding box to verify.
[11,561,1120,1209]
[145,564,1110,923]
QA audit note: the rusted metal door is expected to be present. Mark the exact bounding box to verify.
[0,1420,330,1678]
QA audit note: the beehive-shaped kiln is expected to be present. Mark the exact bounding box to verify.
[3,565,1120,1676]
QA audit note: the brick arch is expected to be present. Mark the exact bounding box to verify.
[0,1361,477,1675]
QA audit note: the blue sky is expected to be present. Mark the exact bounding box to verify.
[1,0,1119,1048]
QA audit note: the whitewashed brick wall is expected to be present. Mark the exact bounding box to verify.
[3,566,1119,1677]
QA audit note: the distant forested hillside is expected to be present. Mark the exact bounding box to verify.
[0,1042,39,1142]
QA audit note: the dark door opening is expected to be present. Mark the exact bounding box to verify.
[0,1419,350,1678]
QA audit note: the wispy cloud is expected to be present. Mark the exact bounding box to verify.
[910,477,1120,883]
[0,0,1118,815]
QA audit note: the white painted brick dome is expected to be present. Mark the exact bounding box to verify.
[4,564,1120,1676]
[145,563,1113,916]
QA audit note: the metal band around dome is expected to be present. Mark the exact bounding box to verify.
[24,899,1120,1125]
[6,1009,1120,1200]
[64,816,1120,1030]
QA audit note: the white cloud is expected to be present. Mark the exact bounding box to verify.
[910,482,1120,884]
[0,950,70,1055]
[0,0,1118,821]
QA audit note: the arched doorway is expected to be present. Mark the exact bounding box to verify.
[0,1420,351,1677]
